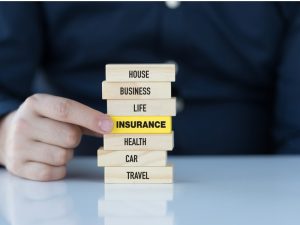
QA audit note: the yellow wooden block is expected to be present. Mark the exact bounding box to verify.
[105,64,175,82]
[103,132,174,151]
[107,98,176,116]
[104,165,173,184]
[97,148,167,167]
[102,81,171,99]
[110,116,172,134]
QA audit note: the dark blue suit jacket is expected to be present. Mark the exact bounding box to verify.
[0,2,300,155]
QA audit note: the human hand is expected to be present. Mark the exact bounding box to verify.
[0,94,113,181]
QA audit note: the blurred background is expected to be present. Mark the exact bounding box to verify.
[1,2,300,155]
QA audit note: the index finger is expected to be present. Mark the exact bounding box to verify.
[31,94,113,134]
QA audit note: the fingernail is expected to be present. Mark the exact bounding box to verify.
[99,119,113,132]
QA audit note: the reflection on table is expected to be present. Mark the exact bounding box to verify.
[98,184,174,225]
[0,172,78,225]
[1,156,300,225]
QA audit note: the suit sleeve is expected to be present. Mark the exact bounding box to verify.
[274,4,300,153]
[0,3,43,117]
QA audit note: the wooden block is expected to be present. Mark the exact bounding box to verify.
[107,98,176,116]
[103,132,174,151]
[105,64,175,82]
[110,116,172,134]
[104,165,173,184]
[102,81,171,99]
[97,148,167,167]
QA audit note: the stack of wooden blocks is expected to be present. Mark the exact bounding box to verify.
[98,64,176,184]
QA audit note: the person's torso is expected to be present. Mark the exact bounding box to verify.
[37,2,285,155]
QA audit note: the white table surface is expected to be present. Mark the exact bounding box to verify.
[0,156,300,225]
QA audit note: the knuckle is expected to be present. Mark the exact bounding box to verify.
[6,157,22,175]
[55,150,69,165]
[38,166,66,181]
[59,167,67,179]
[36,168,53,181]
[13,117,29,134]
[64,127,81,148]
[54,99,72,120]
[6,147,21,163]
[31,93,41,101]
[23,95,38,108]
[5,146,25,174]
[19,94,40,114]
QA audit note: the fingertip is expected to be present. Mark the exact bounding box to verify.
[98,117,114,133]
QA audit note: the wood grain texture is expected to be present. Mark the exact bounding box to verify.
[97,148,167,167]
[107,98,176,116]
[103,132,174,151]
[110,116,172,134]
[105,64,175,82]
[102,81,171,99]
[104,165,173,184]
